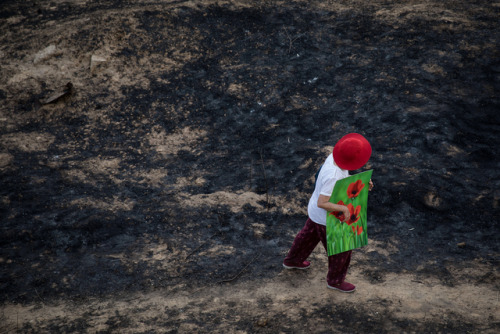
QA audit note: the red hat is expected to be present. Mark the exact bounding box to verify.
[332,133,372,170]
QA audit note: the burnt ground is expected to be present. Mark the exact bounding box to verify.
[0,0,499,332]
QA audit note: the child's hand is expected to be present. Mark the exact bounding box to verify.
[369,179,374,191]
[341,206,350,222]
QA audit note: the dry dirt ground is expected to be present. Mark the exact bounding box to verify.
[1,0,499,333]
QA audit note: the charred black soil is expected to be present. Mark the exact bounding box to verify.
[1,0,499,333]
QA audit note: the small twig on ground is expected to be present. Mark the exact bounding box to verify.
[283,27,301,54]
[184,231,220,260]
[259,149,270,210]
[216,252,260,284]
[34,288,45,306]
[249,159,253,190]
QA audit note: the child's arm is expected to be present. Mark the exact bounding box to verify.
[317,195,350,222]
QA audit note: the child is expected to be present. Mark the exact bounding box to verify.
[283,133,373,292]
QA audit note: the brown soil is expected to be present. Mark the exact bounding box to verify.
[1,0,499,333]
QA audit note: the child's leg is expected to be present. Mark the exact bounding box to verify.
[326,250,352,285]
[283,218,321,265]
[315,224,353,285]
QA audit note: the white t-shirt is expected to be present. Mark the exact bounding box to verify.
[307,153,349,225]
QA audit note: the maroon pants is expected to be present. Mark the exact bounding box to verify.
[284,218,352,285]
